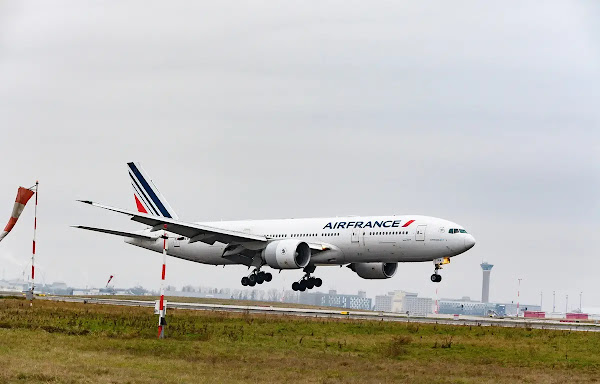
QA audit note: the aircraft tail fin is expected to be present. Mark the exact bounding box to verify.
[126,162,179,220]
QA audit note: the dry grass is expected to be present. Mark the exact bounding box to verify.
[1,297,599,383]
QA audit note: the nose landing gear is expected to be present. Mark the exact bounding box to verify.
[292,265,322,291]
[430,257,449,283]
[241,268,272,287]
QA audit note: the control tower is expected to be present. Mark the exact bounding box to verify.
[481,262,494,303]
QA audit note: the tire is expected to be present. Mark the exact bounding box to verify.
[437,275,442,282]
[256,274,264,284]
[264,272,272,282]
[292,282,300,291]
[248,280,256,287]
[241,277,249,286]
[430,274,438,282]
[314,278,322,287]
[248,274,256,284]
[305,279,315,289]
[299,279,307,290]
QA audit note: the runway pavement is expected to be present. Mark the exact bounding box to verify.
[29,294,600,333]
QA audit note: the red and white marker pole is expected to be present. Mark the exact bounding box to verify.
[158,224,167,339]
[30,181,39,303]
[516,278,522,317]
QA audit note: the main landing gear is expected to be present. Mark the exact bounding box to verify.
[241,269,272,287]
[292,266,322,292]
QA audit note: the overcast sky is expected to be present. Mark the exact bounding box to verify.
[1,1,598,312]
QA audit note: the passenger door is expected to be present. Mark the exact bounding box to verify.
[416,225,427,241]
[351,226,360,243]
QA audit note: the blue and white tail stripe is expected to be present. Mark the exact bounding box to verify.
[127,162,179,219]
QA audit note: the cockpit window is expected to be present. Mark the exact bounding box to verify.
[459,229,467,233]
[449,228,467,234]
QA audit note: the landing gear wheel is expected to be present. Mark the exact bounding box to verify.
[299,279,307,291]
[430,274,442,283]
[314,278,322,287]
[305,279,315,289]
[248,280,256,287]
[256,274,265,284]
[241,277,249,286]
[248,274,256,284]
[292,282,300,291]
[264,272,272,282]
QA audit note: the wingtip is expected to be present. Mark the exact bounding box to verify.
[77,200,93,205]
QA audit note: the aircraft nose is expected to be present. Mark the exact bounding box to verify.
[464,235,476,250]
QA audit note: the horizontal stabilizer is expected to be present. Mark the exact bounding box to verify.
[73,225,156,241]
[77,200,267,245]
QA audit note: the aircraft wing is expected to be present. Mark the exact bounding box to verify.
[74,225,157,240]
[77,200,268,245]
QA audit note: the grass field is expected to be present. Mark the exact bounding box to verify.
[1,297,599,383]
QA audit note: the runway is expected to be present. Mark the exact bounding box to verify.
[35,294,600,333]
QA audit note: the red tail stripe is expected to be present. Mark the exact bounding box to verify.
[134,194,148,214]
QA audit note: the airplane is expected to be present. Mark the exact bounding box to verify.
[75,162,476,291]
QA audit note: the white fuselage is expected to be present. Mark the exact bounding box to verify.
[125,215,476,268]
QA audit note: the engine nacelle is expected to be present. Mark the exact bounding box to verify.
[349,262,397,279]
[262,239,311,269]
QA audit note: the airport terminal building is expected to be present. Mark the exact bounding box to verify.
[298,290,372,310]
[374,291,433,315]
[438,297,541,317]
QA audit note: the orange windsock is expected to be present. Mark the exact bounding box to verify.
[0,187,35,242]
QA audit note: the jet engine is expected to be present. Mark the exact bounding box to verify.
[349,262,397,279]
[262,239,311,269]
